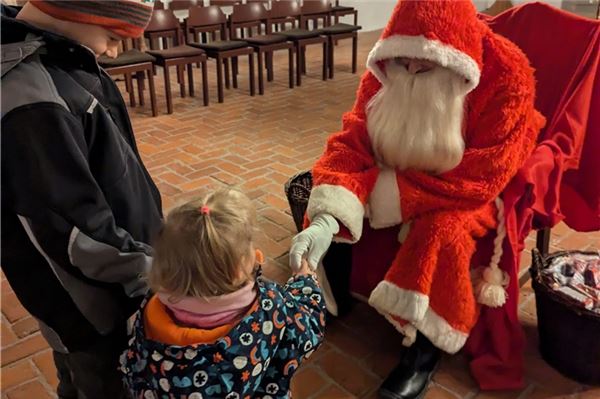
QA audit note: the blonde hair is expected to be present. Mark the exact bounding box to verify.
[149,188,257,299]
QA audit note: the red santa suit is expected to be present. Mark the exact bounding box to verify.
[307,0,544,355]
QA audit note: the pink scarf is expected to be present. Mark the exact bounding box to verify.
[158,282,257,329]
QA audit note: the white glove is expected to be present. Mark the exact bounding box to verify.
[290,214,339,271]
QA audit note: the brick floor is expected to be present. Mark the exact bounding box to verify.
[2,30,599,398]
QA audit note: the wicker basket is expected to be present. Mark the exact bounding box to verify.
[284,171,313,233]
[530,249,600,385]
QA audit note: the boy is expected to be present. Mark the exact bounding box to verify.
[1,1,162,398]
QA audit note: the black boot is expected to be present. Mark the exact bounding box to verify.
[378,333,441,399]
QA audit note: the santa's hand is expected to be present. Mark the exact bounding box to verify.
[290,214,339,271]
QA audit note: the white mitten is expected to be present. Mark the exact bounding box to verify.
[289,214,339,271]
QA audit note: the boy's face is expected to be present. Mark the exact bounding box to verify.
[66,23,123,59]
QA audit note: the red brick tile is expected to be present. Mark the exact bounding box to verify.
[312,384,355,399]
[324,321,376,360]
[33,350,58,390]
[1,293,28,323]
[11,317,39,339]
[6,380,54,399]
[2,320,18,348]
[1,360,37,391]
[580,387,600,399]
[432,355,478,397]
[423,385,460,399]
[317,350,379,397]
[160,172,188,186]
[1,334,48,367]
[290,367,328,399]
[258,219,292,242]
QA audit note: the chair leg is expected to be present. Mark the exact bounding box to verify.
[288,47,294,89]
[328,36,334,79]
[232,57,239,89]
[201,60,209,106]
[322,41,328,81]
[187,63,195,97]
[125,73,136,107]
[257,50,264,95]
[136,72,145,106]
[177,64,186,98]
[163,65,173,114]
[267,52,274,82]
[216,56,224,103]
[352,34,358,74]
[248,52,255,97]
[224,58,231,90]
[147,67,158,117]
[296,44,303,86]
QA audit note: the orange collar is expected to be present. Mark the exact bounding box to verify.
[144,295,255,346]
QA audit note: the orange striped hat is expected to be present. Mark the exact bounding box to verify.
[30,0,155,38]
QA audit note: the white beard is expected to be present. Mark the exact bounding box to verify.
[366,61,468,174]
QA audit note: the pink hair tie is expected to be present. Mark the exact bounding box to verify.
[200,206,210,215]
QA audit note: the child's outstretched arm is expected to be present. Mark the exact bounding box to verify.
[281,259,327,359]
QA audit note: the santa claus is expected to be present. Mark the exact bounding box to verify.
[289,1,545,398]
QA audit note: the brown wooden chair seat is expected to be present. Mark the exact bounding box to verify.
[243,34,287,45]
[190,40,248,51]
[146,44,206,59]
[145,9,209,113]
[319,22,361,34]
[99,41,158,117]
[275,28,321,40]
[99,49,156,67]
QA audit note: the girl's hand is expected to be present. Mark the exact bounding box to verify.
[295,258,315,276]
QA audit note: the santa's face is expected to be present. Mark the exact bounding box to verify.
[366,57,469,174]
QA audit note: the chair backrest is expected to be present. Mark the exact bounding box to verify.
[169,0,203,10]
[145,9,182,48]
[230,3,268,38]
[301,0,331,15]
[267,0,301,30]
[154,0,165,10]
[301,0,331,29]
[269,0,301,19]
[186,5,229,41]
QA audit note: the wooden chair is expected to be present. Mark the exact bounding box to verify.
[229,2,294,95]
[301,0,360,79]
[99,39,158,117]
[186,5,256,103]
[145,9,209,113]
[268,0,328,86]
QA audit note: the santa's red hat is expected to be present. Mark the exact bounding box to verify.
[367,0,486,92]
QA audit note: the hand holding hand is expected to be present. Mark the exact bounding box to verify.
[289,214,339,271]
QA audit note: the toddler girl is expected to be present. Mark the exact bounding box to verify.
[120,189,326,398]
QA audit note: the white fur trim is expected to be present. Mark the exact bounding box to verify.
[397,222,411,244]
[367,35,480,92]
[367,167,402,229]
[414,307,468,354]
[368,280,429,322]
[307,184,365,243]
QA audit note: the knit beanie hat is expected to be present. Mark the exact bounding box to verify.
[30,0,155,38]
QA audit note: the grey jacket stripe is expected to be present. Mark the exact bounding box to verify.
[17,215,120,335]
[1,52,68,118]
[68,227,151,298]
